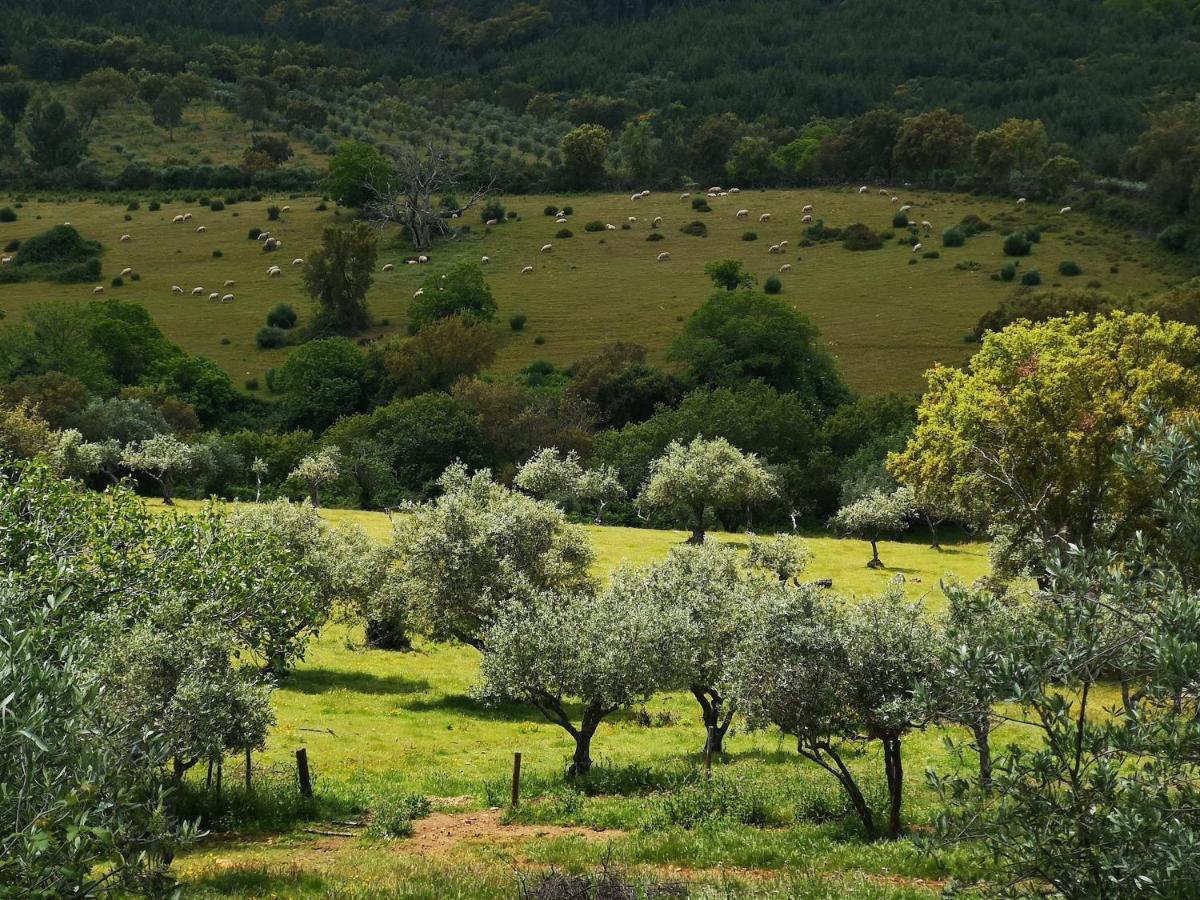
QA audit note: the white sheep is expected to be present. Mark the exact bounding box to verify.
[1060,206,1072,215]
[657,251,670,261]
[652,216,663,226]
[406,260,417,265]
[913,243,923,253]
[258,232,271,241]
[802,214,812,223]
[736,209,749,218]
[708,186,722,193]
[292,258,304,266]
[224,279,235,287]
[183,213,193,222]
[631,194,641,202]
[859,186,869,194]
[382,263,395,272]
[172,214,185,224]
[729,187,741,194]
[196,225,207,233]
[486,218,498,226]
[268,268,282,278]
[718,192,728,197]
[208,292,220,301]
[606,223,617,230]
[779,240,789,249]
[879,189,889,196]
[921,220,933,232]
[93,286,104,294]
[120,267,133,277]
[641,190,651,197]
[759,213,771,222]
[802,204,813,213]
[768,244,781,254]
[281,206,292,212]
[63,222,71,226]
[221,293,235,303]
[521,265,534,274]
[540,244,552,253]
[679,193,691,200]
[413,289,424,298]
[628,216,637,223]
[779,264,792,273]
[481,256,490,264]
[899,204,911,213]
[1016,197,1027,205]
[891,196,899,203]
[556,217,568,223]
[0,257,10,265]
[120,234,131,242]
[171,285,183,294]
[418,255,429,263]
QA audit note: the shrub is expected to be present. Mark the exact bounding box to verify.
[1000,262,1017,281]
[584,220,605,232]
[621,223,631,230]
[555,228,573,239]
[220,337,230,345]
[52,258,102,283]
[267,205,281,221]
[955,260,982,272]
[1058,260,1082,276]
[209,199,225,212]
[543,204,558,216]
[3,239,19,252]
[804,220,842,241]
[245,377,259,390]
[212,249,223,258]
[0,207,17,222]
[248,227,263,240]
[130,272,140,281]
[922,250,940,259]
[646,232,664,242]
[256,326,289,348]
[366,793,431,840]
[111,276,124,287]
[742,231,757,241]
[908,257,919,265]
[15,225,99,265]
[1158,223,1196,253]
[266,303,298,329]
[691,197,711,212]
[959,214,991,235]
[315,201,328,211]
[148,201,161,212]
[892,212,909,228]
[126,200,140,211]
[481,199,506,224]
[534,335,546,345]
[1003,232,1032,256]
[510,312,527,331]
[942,226,966,247]
[1025,226,1042,243]
[122,214,132,222]
[680,221,708,237]
[1021,269,1042,286]
[764,276,782,294]
[562,206,573,216]
[842,223,883,251]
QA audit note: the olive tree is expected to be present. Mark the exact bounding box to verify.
[830,486,913,568]
[121,433,196,504]
[515,447,627,522]
[391,464,595,649]
[639,436,776,542]
[478,586,681,776]
[746,533,812,582]
[288,446,341,507]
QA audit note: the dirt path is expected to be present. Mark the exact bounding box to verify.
[403,806,618,856]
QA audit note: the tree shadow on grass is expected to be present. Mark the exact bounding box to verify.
[185,866,329,895]
[402,692,549,723]
[283,668,431,696]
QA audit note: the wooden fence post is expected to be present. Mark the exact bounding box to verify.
[296,747,313,798]
[245,746,252,792]
[511,752,522,807]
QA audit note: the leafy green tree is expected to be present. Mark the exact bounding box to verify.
[274,337,366,432]
[564,342,681,430]
[366,392,489,492]
[0,399,53,459]
[703,259,756,291]
[0,300,114,394]
[746,533,812,581]
[151,85,186,140]
[121,433,196,504]
[972,118,1049,185]
[830,486,913,568]
[365,315,496,404]
[1038,155,1081,198]
[560,123,611,187]
[287,446,341,507]
[479,585,681,776]
[303,222,377,334]
[24,99,88,170]
[690,112,741,183]
[893,108,975,176]
[0,81,31,125]
[145,355,236,428]
[618,118,661,184]
[838,108,902,178]
[71,68,134,129]
[237,83,268,126]
[515,447,627,521]
[639,436,776,543]
[725,135,776,185]
[408,261,497,330]
[889,313,1200,576]
[391,464,595,650]
[77,396,169,444]
[670,290,849,412]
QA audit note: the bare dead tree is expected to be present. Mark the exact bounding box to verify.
[363,143,494,251]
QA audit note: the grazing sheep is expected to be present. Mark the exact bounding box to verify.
[282,206,291,212]
[779,240,789,249]
[407,259,417,265]
[1017,197,1027,205]
[268,268,282,278]
[540,244,552,253]
[718,192,728,197]
[631,194,641,201]
[768,244,781,254]
[208,292,220,301]
[899,204,912,213]
[628,216,637,222]
[802,204,813,213]
[521,265,534,274]
[1060,206,1072,215]
[859,186,869,194]
[879,189,888,196]
[652,216,663,226]
[759,213,771,222]
[120,267,133,276]
[171,285,183,294]
[779,264,792,272]
[802,214,812,223]
[224,279,235,287]
[486,218,498,226]
[191,286,204,295]
[729,187,741,194]
[93,286,104,294]
[258,232,271,241]
[641,190,651,197]
[891,196,899,203]
[708,186,722,193]
[221,293,235,303]
[913,243,923,253]
[556,217,568,223]
[183,213,192,222]
[120,234,131,242]
[921,220,933,232]
[0,257,10,265]
[657,251,670,261]
[736,209,750,218]
[606,223,617,230]
[292,258,304,266]
[382,263,395,272]
[680,193,691,200]
[413,289,424,298]
[172,214,185,223]
[418,255,429,263]
[480,256,490,264]
[196,225,207,233]
[450,213,459,220]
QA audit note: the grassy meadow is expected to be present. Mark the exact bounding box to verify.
[156,499,999,897]
[0,189,1183,395]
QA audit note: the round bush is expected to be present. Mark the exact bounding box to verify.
[111,276,124,287]
[481,199,506,224]
[562,206,574,216]
[148,201,161,212]
[126,201,140,211]
[267,205,281,221]
[244,377,259,390]
[543,205,558,216]
[763,276,782,294]
[1058,260,1082,276]
[209,199,225,212]
[534,335,546,345]
[1000,262,1017,282]
[256,325,289,348]
[646,232,664,242]
[123,214,132,222]
[510,312,527,331]
[248,227,263,240]
[584,221,605,233]
[130,272,140,281]
[680,221,708,237]
[892,212,909,228]
[3,239,19,252]
[266,303,298,329]
[621,223,631,230]
[742,231,758,241]
[922,250,940,259]
[212,249,223,258]
[0,207,17,222]
[842,223,883,251]
[1025,227,1042,243]
[1003,232,1032,257]
[908,258,919,265]
[691,198,712,213]
[942,226,965,248]
[555,228,573,239]
[1021,269,1042,286]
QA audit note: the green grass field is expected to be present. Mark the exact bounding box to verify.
[158,500,996,897]
[0,189,1182,395]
